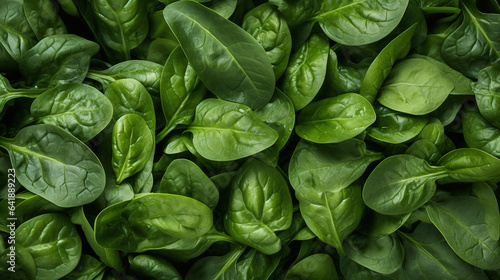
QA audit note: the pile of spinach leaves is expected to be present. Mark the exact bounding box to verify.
[1,0,500,279]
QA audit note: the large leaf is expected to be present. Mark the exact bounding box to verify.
[186,99,278,161]
[0,124,105,207]
[30,83,113,142]
[164,1,275,109]
[19,34,100,88]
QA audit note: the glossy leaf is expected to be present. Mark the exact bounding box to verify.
[225,159,293,255]
[19,34,100,88]
[17,214,82,279]
[425,193,500,270]
[442,0,500,78]
[296,93,376,143]
[30,83,113,142]
[159,46,206,140]
[187,99,278,161]
[360,24,417,103]
[289,139,383,193]
[472,64,500,128]
[164,1,275,109]
[367,104,428,144]
[112,114,153,183]
[0,124,105,207]
[281,33,329,110]
[377,58,455,115]
[242,3,292,80]
[94,194,213,252]
[296,182,365,255]
[284,254,338,280]
[159,159,219,210]
[75,0,149,62]
[23,0,67,40]
[363,154,448,215]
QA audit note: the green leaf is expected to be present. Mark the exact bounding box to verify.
[164,1,275,109]
[281,33,329,111]
[17,214,82,279]
[225,159,293,255]
[23,0,67,40]
[187,99,278,161]
[94,194,213,252]
[159,159,219,210]
[296,182,365,255]
[344,233,404,274]
[442,0,500,78]
[31,83,113,142]
[360,24,417,103]
[129,255,182,280]
[398,222,489,280]
[75,0,149,62]
[472,64,500,128]
[377,58,455,115]
[19,34,100,88]
[242,3,292,80]
[158,46,206,141]
[367,104,428,144]
[0,124,105,207]
[289,139,383,193]
[112,114,154,183]
[363,155,448,215]
[425,193,500,270]
[296,93,376,143]
[284,254,338,280]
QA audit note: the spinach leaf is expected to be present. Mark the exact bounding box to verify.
[442,0,500,78]
[0,0,36,63]
[61,255,106,280]
[17,213,82,279]
[437,148,500,184]
[295,93,376,143]
[253,88,295,165]
[164,1,275,109]
[344,233,404,275]
[87,60,163,94]
[281,33,329,110]
[463,110,500,157]
[377,58,455,115]
[289,139,382,193]
[398,222,489,280]
[23,0,67,40]
[158,46,206,141]
[367,104,428,144]
[242,3,292,80]
[112,114,153,183]
[105,79,156,132]
[159,159,219,210]
[186,99,278,161]
[225,159,293,255]
[472,63,500,128]
[129,254,182,280]
[19,34,100,88]
[296,182,364,255]
[30,83,113,142]
[0,124,105,207]
[94,194,213,252]
[271,0,409,46]
[360,24,417,104]
[425,192,500,270]
[284,254,338,280]
[185,245,245,280]
[75,0,149,62]
[363,154,448,215]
